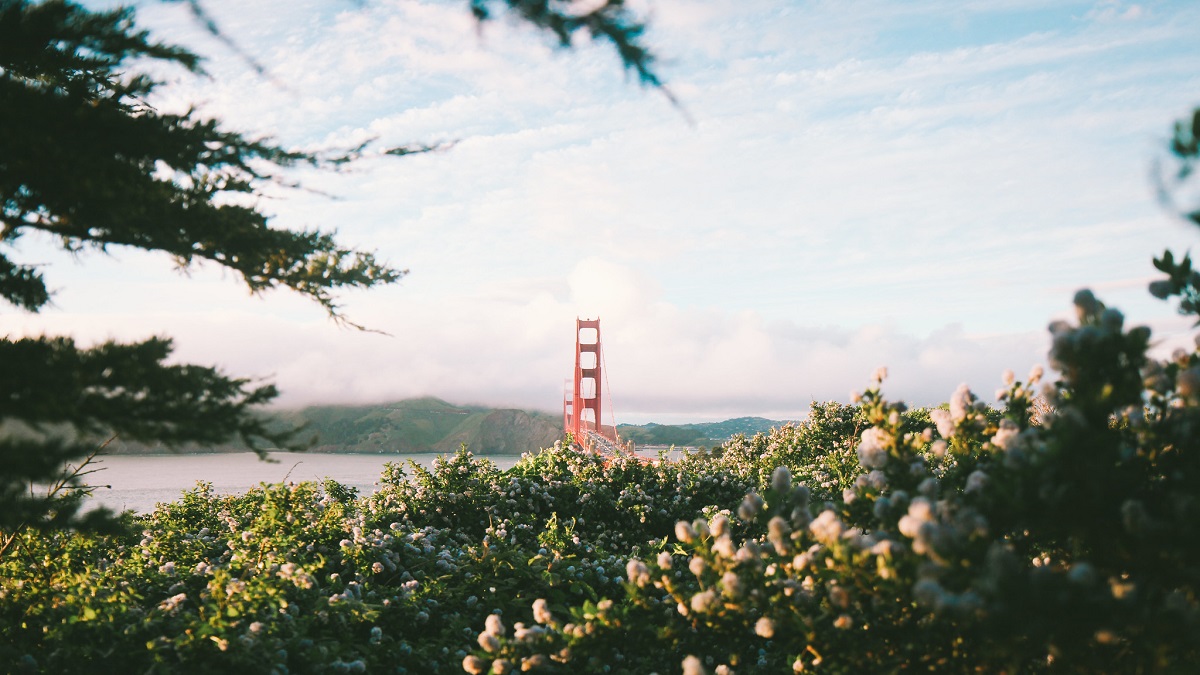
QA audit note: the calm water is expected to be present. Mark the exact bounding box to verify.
[84,452,522,514]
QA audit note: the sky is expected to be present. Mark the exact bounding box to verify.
[6,0,1200,423]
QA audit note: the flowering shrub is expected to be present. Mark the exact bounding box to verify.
[0,443,753,672]
[461,290,1200,673]
[4,284,1200,673]
[6,107,1200,671]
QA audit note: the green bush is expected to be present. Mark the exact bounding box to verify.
[464,292,1200,674]
[7,290,1200,674]
[8,104,1200,674]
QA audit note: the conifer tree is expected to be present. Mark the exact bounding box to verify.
[0,0,662,532]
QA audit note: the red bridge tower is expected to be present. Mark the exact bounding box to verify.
[565,318,602,438]
[563,318,617,446]
[562,318,639,458]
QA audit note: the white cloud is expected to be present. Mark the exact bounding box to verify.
[9,0,1200,424]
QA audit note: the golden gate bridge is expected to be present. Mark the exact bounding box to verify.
[561,318,642,460]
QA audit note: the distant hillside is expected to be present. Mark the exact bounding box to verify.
[104,399,789,455]
[617,416,790,447]
[106,397,562,456]
[286,397,562,455]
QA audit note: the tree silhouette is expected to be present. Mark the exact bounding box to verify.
[0,0,664,532]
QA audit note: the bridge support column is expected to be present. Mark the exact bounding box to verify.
[565,318,604,443]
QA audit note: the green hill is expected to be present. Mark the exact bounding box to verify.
[105,398,789,454]
[617,416,790,447]
[105,397,563,455]
[287,397,563,455]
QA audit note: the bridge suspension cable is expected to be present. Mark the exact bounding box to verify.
[600,339,621,447]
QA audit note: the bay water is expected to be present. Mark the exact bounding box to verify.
[83,452,523,514]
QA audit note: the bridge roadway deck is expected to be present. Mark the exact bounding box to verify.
[575,430,653,464]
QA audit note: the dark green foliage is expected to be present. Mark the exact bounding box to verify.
[1152,107,1200,316]
[0,335,294,531]
[0,0,410,531]
[2,336,281,447]
[1167,107,1200,224]
[0,0,403,320]
[469,0,664,92]
[1,0,666,535]
[1150,249,1200,319]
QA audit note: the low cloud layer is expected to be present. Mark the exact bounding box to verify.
[4,251,1055,420]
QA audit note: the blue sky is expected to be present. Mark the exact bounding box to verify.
[7,0,1200,423]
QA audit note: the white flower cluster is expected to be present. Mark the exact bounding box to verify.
[855,427,889,469]
[929,383,983,441]
[464,600,557,674]
[157,592,187,614]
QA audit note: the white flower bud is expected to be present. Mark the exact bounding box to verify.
[682,655,707,675]
[991,419,1020,452]
[690,589,718,614]
[485,613,505,637]
[767,516,789,544]
[713,535,737,558]
[722,571,743,598]
[929,409,954,440]
[477,632,500,653]
[965,470,988,494]
[626,559,650,587]
[532,598,553,625]
[857,428,890,468]
[808,510,844,545]
[949,384,973,423]
[771,466,792,493]
[675,521,697,543]
[521,655,548,671]
[738,493,763,521]
[1028,365,1044,383]
[710,514,730,538]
